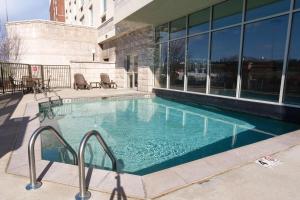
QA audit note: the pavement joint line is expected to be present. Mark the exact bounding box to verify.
[151,143,300,200]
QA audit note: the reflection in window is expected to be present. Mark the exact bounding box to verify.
[210,26,240,96]
[296,0,300,8]
[154,43,168,88]
[170,39,185,90]
[246,0,290,21]
[155,23,169,43]
[241,16,288,102]
[187,34,209,93]
[189,8,210,35]
[170,17,186,40]
[213,0,243,29]
[285,13,300,105]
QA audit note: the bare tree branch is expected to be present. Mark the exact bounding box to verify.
[0,26,22,62]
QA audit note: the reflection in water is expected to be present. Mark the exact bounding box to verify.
[41,97,299,175]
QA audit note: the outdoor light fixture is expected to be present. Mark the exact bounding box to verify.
[92,49,95,61]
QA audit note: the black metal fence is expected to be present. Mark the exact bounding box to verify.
[0,62,71,94]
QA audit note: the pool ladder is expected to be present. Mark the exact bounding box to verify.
[26,126,78,190]
[26,126,117,200]
[76,130,117,200]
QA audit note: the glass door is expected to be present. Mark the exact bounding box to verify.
[126,55,138,89]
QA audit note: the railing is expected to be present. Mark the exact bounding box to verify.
[26,126,78,190]
[0,62,71,94]
[76,130,117,200]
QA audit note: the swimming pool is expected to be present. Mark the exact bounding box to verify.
[40,96,300,175]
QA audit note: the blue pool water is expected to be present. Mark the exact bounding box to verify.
[40,97,300,175]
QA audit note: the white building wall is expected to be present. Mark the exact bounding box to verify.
[64,0,114,28]
[6,20,100,65]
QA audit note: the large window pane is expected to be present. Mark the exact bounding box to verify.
[189,8,210,35]
[155,23,169,43]
[210,26,240,96]
[213,0,243,29]
[284,13,300,105]
[241,16,288,102]
[187,34,209,93]
[170,17,186,40]
[246,0,290,21]
[296,0,300,9]
[154,43,168,88]
[170,39,185,90]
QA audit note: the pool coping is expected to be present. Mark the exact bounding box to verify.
[6,94,300,199]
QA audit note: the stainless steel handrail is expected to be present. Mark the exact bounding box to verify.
[76,130,117,200]
[26,126,78,190]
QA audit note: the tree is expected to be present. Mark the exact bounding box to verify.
[0,24,21,62]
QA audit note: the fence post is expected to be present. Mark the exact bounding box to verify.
[69,65,72,88]
[40,65,45,88]
[0,64,4,94]
[28,65,32,79]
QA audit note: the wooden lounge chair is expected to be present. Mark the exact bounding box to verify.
[9,75,24,94]
[43,77,51,93]
[73,73,91,90]
[100,73,117,88]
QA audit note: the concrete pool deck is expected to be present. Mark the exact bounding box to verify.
[0,89,300,199]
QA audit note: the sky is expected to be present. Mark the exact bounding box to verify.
[0,0,49,25]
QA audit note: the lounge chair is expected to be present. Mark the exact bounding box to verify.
[73,73,91,90]
[100,73,117,88]
[9,75,24,93]
[43,76,51,93]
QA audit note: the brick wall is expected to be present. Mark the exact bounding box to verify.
[50,0,65,22]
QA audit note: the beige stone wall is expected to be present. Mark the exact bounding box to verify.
[6,20,101,65]
[6,20,156,91]
[138,67,153,92]
[115,68,126,88]
[70,61,116,87]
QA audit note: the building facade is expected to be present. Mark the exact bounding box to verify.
[50,0,66,22]
[151,0,300,106]
[7,0,300,108]
[95,0,300,106]
[64,0,114,27]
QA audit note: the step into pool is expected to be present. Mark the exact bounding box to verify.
[40,96,300,175]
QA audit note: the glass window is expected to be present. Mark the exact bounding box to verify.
[155,23,169,43]
[170,17,186,40]
[213,0,243,29]
[284,13,300,105]
[296,0,300,8]
[187,34,209,93]
[154,43,168,88]
[170,39,185,90]
[101,0,107,13]
[210,26,241,96]
[188,8,210,35]
[241,16,288,102]
[89,6,93,26]
[246,0,290,21]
